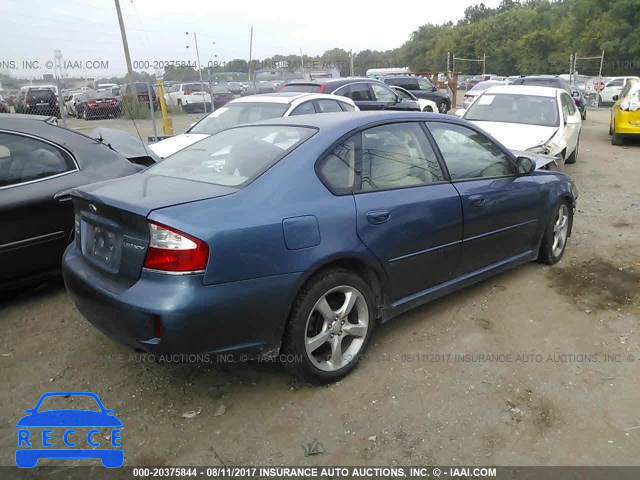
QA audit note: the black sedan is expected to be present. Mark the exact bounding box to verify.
[0,114,156,291]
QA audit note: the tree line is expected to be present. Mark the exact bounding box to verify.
[211,0,639,78]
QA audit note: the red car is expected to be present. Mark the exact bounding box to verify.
[210,85,235,109]
[76,91,122,120]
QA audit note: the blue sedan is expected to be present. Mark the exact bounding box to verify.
[62,112,578,383]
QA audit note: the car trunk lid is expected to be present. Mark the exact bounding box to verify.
[72,174,236,282]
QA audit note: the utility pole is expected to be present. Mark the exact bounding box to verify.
[187,32,208,112]
[248,26,256,91]
[349,50,354,77]
[114,0,134,82]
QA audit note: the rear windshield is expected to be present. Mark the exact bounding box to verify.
[469,81,503,92]
[135,83,150,92]
[189,102,289,135]
[183,83,206,92]
[28,89,56,101]
[211,86,231,93]
[465,93,559,127]
[512,78,560,88]
[280,84,322,93]
[145,125,315,187]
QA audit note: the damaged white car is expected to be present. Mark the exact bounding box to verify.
[456,85,582,170]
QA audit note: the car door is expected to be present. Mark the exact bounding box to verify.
[426,121,543,275]
[0,131,81,285]
[350,122,463,301]
[560,92,580,155]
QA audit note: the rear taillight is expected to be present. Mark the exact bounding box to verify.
[87,100,97,105]
[319,84,326,93]
[143,221,208,273]
[183,90,193,95]
[111,99,119,105]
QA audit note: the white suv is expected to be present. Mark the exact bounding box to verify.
[164,83,213,113]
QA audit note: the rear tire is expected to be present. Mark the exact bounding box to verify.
[609,121,613,135]
[83,109,89,121]
[581,110,587,121]
[282,269,376,384]
[612,131,624,146]
[438,100,448,113]
[538,200,572,265]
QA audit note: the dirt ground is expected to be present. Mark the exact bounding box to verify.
[1,108,639,468]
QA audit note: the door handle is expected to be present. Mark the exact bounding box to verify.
[54,190,72,202]
[469,195,486,207]
[366,210,390,224]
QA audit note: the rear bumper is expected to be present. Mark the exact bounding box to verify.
[62,244,301,359]
[614,112,640,135]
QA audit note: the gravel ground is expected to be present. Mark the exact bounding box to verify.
[1,108,639,469]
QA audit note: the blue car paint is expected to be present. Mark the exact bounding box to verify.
[62,112,577,360]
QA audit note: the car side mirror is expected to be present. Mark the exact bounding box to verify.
[516,156,536,175]
[395,95,403,103]
[612,95,619,101]
[431,86,437,92]
[454,109,465,117]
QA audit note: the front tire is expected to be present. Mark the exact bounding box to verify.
[438,100,448,113]
[282,269,376,384]
[538,201,572,265]
[565,140,578,164]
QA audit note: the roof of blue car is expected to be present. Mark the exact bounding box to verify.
[251,111,463,131]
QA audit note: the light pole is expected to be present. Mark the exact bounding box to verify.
[186,32,208,113]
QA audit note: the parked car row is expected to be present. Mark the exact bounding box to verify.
[3,80,585,383]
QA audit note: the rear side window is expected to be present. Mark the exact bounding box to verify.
[145,125,315,187]
[0,132,73,187]
[290,101,316,116]
[317,136,357,193]
[316,99,342,113]
[338,101,356,111]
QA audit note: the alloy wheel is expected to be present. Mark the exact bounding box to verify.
[304,286,369,372]
[552,204,569,258]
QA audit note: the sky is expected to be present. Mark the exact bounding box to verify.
[2,0,503,78]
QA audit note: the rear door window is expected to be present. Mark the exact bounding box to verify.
[334,83,373,101]
[0,132,74,187]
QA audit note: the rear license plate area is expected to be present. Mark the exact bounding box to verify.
[82,223,122,273]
